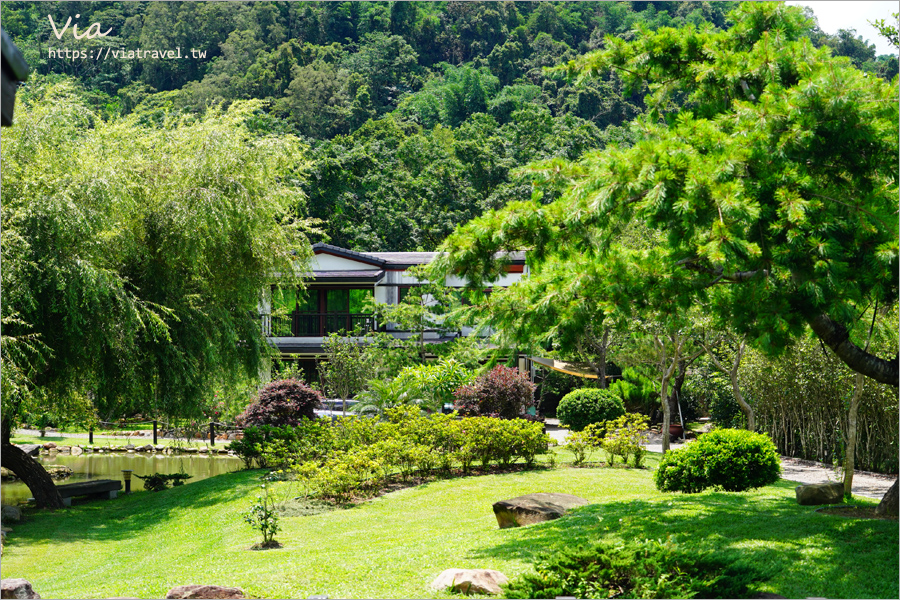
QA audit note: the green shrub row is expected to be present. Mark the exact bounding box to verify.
[654,429,781,493]
[228,406,551,502]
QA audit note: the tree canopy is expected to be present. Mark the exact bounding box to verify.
[430,2,899,386]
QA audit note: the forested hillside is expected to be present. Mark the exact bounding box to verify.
[3,1,896,251]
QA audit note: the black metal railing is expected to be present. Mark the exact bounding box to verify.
[269,312,376,337]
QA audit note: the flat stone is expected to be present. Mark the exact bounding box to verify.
[16,445,40,457]
[492,493,590,528]
[796,482,844,506]
[430,569,508,595]
[165,585,245,599]
[1,578,41,599]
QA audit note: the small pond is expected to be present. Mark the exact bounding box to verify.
[1,453,243,506]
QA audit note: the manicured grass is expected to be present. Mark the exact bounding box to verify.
[2,452,896,599]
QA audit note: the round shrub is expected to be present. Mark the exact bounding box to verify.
[453,365,536,419]
[238,379,322,427]
[556,388,625,432]
[654,428,781,493]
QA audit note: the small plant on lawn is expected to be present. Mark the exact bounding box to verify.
[134,472,192,492]
[655,428,781,493]
[243,483,281,549]
[557,388,626,431]
[601,413,649,467]
[565,430,595,466]
[503,538,763,599]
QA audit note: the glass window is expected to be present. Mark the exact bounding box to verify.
[272,287,297,314]
[326,289,349,313]
[297,291,317,313]
[349,288,373,313]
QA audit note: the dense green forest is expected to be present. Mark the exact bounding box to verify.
[3,1,897,251]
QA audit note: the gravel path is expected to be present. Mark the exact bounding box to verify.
[546,424,895,500]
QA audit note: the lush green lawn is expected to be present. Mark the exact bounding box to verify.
[2,454,896,599]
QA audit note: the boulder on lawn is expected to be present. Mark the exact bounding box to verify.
[1,578,41,599]
[430,569,508,595]
[70,446,84,456]
[875,479,898,518]
[165,585,245,599]
[493,493,589,528]
[41,442,56,450]
[795,482,844,506]
[1,506,22,522]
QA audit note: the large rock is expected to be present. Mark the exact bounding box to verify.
[1,506,22,522]
[165,585,245,599]
[70,446,84,456]
[493,493,589,528]
[875,478,898,518]
[430,569,509,595]
[15,445,40,457]
[1,579,41,599]
[795,482,844,506]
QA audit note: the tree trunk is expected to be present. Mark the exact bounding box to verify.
[808,314,898,386]
[843,373,864,498]
[1,443,65,509]
[875,478,898,517]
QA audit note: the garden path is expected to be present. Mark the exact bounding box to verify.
[545,420,896,500]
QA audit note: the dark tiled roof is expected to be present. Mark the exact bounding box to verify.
[312,242,525,268]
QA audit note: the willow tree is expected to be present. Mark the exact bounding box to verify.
[1,81,313,507]
[431,3,898,396]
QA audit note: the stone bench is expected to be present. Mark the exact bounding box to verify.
[56,479,122,507]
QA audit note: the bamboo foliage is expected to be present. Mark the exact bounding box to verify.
[741,336,898,474]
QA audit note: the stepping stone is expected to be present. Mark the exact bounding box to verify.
[430,569,508,595]
[492,493,589,528]
[795,482,843,506]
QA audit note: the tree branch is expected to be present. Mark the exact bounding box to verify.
[807,313,898,387]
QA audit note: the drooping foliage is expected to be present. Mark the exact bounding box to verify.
[1,82,313,427]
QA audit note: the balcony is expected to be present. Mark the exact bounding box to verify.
[268,312,376,337]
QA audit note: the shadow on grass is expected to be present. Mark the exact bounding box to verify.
[468,480,898,598]
[13,469,264,543]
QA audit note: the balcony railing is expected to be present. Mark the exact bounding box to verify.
[268,312,376,337]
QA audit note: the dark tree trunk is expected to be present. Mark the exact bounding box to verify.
[1,419,65,509]
[875,478,898,517]
[808,314,898,386]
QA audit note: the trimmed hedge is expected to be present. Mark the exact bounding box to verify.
[557,388,625,432]
[655,428,781,493]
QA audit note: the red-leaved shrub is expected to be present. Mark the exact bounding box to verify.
[453,365,536,419]
[238,379,322,426]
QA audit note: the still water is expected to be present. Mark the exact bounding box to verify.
[1,453,243,505]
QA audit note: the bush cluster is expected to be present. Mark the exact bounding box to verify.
[503,538,761,599]
[453,365,536,419]
[655,429,781,493]
[229,406,551,502]
[557,388,625,431]
[565,413,649,467]
[237,379,322,427]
